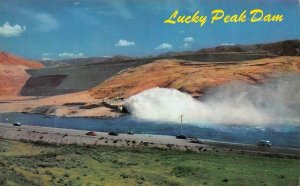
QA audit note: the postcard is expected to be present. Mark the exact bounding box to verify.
[0,0,299,185]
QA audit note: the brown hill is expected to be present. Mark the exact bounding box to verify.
[256,40,300,56]
[89,56,300,99]
[0,52,44,97]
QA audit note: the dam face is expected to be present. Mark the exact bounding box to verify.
[21,53,271,96]
[21,58,153,96]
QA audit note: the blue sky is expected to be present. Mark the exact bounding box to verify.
[0,0,299,60]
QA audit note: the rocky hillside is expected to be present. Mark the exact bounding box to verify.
[89,56,300,99]
[197,40,299,56]
[0,52,44,97]
[255,40,300,56]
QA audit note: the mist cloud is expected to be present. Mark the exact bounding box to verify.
[125,74,300,126]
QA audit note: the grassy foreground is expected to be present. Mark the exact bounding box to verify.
[0,139,299,186]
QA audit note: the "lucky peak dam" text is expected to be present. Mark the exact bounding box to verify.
[164,9,284,27]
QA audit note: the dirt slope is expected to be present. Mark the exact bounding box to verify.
[0,52,44,97]
[90,56,300,99]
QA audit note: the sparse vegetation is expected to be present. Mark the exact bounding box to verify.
[0,138,298,186]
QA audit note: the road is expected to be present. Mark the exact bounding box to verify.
[0,123,299,158]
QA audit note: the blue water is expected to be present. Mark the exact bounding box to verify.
[0,113,299,148]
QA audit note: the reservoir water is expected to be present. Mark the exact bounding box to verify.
[0,112,299,148]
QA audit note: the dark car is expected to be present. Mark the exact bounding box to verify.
[176,135,188,139]
[257,140,271,147]
[108,132,119,136]
[86,131,97,136]
[13,122,22,126]
[190,139,203,144]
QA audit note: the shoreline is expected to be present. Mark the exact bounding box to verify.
[0,122,299,159]
[20,110,125,119]
[0,92,123,118]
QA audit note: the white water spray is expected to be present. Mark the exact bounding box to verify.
[125,75,300,125]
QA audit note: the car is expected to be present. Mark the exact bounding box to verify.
[257,140,271,147]
[190,139,203,144]
[127,131,134,135]
[13,122,21,126]
[86,131,97,136]
[175,135,188,139]
[108,132,119,136]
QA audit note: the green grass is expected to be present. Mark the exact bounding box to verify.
[0,139,299,186]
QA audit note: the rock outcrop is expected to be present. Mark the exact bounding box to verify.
[0,52,44,97]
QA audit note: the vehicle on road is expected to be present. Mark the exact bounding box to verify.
[13,122,21,126]
[127,131,134,135]
[257,140,271,147]
[190,139,203,144]
[108,132,119,136]
[86,131,97,136]
[176,135,188,139]
[127,129,134,135]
